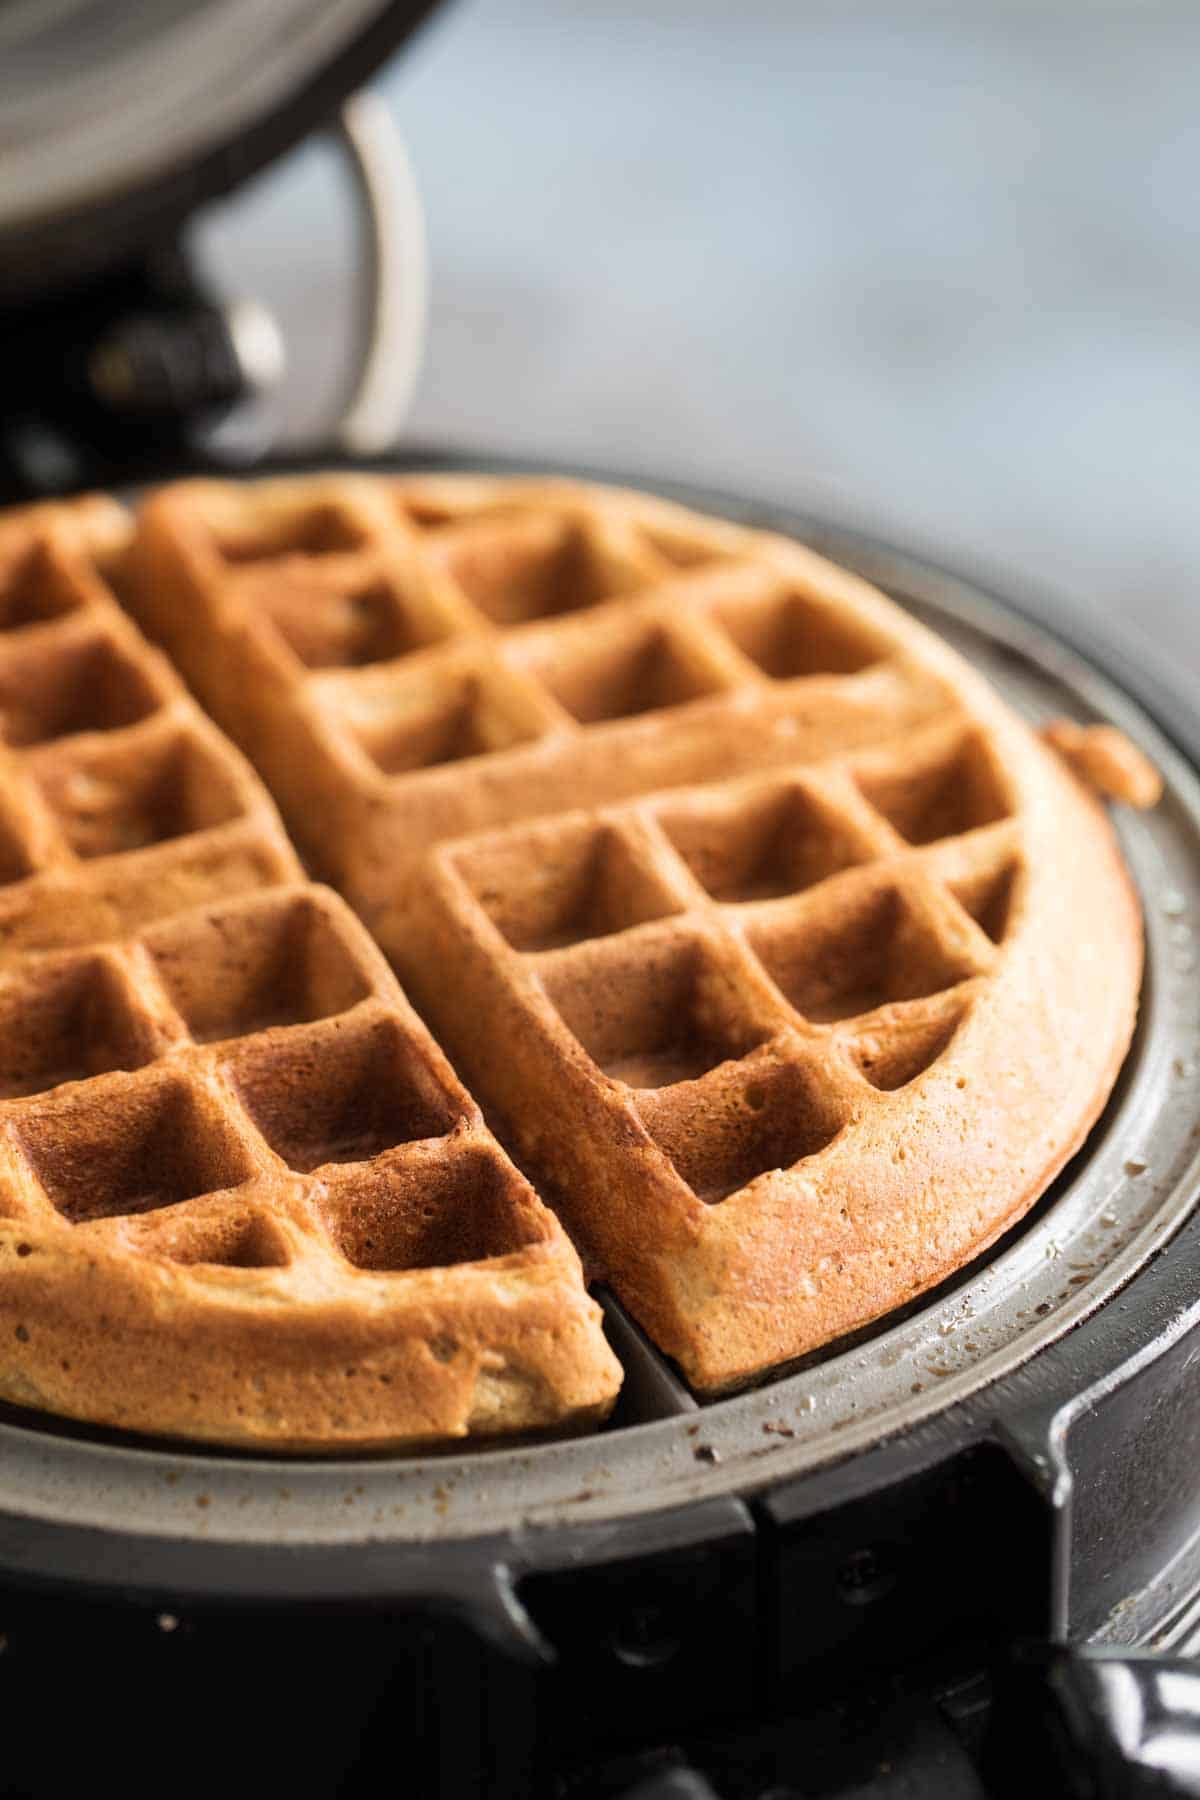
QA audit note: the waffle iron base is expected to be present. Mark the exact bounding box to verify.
[0,451,1198,1799]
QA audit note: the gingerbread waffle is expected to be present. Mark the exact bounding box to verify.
[124,473,1149,1392]
[0,513,619,1446]
[0,492,133,574]
[0,506,298,952]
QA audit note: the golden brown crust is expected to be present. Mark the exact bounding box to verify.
[108,473,1150,1393]
[0,883,620,1449]
[400,720,1140,1390]
[0,494,133,574]
[1043,718,1163,809]
[0,516,620,1447]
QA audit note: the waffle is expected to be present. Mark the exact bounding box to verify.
[0,515,619,1447]
[0,493,133,574]
[124,473,1151,1392]
[0,508,298,952]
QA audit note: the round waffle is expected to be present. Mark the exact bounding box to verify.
[122,473,1156,1395]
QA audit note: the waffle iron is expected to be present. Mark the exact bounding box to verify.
[3,10,1200,1798]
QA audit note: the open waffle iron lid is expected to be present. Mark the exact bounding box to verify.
[0,453,1196,1662]
[0,0,440,305]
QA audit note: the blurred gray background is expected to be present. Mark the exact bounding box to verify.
[199,0,1200,676]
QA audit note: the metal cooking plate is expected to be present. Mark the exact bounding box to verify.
[1,479,1197,1550]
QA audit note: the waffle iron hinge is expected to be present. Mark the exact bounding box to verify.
[0,245,281,500]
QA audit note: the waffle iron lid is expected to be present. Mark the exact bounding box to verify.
[0,0,441,304]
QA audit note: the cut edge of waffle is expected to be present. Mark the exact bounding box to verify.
[395,705,1136,1393]
[0,499,620,1449]
[0,880,619,1450]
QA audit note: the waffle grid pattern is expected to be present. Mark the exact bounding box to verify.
[126,475,1117,1394]
[0,505,620,1447]
[0,525,301,957]
[0,882,552,1281]
[128,475,962,912]
[96,473,1154,1409]
[394,711,1027,1385]
[442,728,1021,1155]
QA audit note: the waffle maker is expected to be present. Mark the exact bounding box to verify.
[3,8,1200,1797]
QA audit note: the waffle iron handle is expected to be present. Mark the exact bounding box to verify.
[329,91,429,455]
[982,1645,1200,1797]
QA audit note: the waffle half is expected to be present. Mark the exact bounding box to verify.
[119,473,1148,1393]
[0,508,619,1447]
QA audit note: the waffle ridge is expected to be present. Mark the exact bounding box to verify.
[0,502,301,953]
[128,473,957,900]
[123,474,1147,1392]
[0,501,620,1446]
